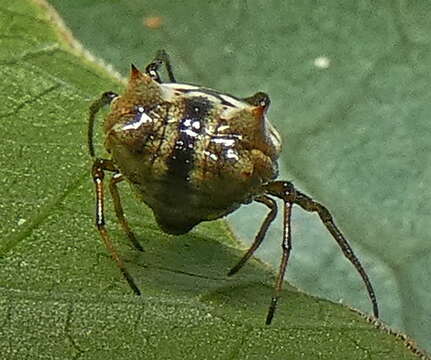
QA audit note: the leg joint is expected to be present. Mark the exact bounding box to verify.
[92,158,118,178]
[264,181,297,201]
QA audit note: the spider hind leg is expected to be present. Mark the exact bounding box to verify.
[265,180,379,321]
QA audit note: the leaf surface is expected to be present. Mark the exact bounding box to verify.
[0,1,429,359]
[46,0,431,352]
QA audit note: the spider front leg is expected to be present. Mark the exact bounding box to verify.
[228,196,277,276]
[266,185,294,325]
[227,195,287,325]
[145,49,176,83]
[265,181,379,319]
[88,92,143,295]
[88,91,118,157]
[109,173,144,252]
[92,158,141,296]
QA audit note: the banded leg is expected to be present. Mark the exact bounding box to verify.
[109,173,144,252]
[266,184,294,325]
[92,158,141,296]
[228,196,277,276]
[87,91,118,157]
[145,49,176,83]
[265,181,379,319]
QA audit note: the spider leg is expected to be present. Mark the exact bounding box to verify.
[145,49,176,83]
[92,158,141,296]
[265,181,379,319]
[88,91,118,157]
[266,186,293,325]
[227,196,277,276]
[109,173,144,252]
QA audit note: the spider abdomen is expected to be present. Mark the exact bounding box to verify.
[104,70,280,232]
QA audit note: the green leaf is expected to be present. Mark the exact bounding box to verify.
[0,0,428,359]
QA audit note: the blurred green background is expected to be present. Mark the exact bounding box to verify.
[43,0,431,353]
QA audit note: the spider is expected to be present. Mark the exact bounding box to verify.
[88,50,379,324]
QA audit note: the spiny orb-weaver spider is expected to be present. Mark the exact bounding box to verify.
[88,50,379,324]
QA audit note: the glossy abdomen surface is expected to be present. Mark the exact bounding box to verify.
[104,70,281,234]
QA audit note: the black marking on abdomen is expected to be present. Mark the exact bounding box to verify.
[176,86,243,107]
[166,96,212,182]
